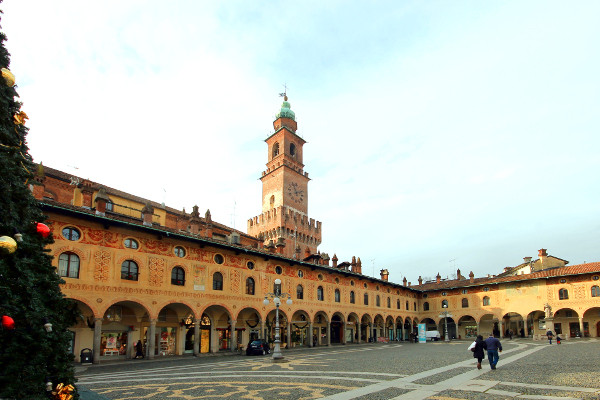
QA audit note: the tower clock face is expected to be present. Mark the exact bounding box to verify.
[287,182,304,204]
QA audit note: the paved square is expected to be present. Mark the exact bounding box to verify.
[76,339,600,400]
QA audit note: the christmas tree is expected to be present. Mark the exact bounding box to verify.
[0,3,79,399]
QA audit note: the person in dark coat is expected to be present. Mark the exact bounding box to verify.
[484,333,502,369]
[134,340,145,359]
[472,335,487,370]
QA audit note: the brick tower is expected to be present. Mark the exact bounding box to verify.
[247,95,322,258]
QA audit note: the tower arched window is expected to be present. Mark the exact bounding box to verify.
[483,296,490,306]
[171,266,185,286]
[423,302,429,311]
[559,288,569,300]
[335,289,340,303]
[121,260,138,281]
[290,143,296,157]
[350,291,355,304]
[317,286,324,301]
[272,142,280,159]
[462,298,469,308]
[364,293,369,305]
[58,252,80,278]
[213,272,223,291]
[592,285,600,297]
[245,277,255,295]
[297,285,304,299]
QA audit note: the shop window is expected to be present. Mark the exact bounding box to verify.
[483,296,490,306]
[174,246,186,258]
[62,227,80,241]
[423,302,430,311]
[592,285,600,297]
[124,238,138,249]
[213,272,223,290]
[58,252,80,278]
[376,295,381,307]
[558,288,569,300]
[335,289,340,303]
[214,254,224,264]
[462,298,469,308]
[317,286,324,301]
[350,291,355,304]
[297,285,304,299]
[246,277,255,295]
[171,266,185,286]
[364,293,369,305]
[121,260,138,281]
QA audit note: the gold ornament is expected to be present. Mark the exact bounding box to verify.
[0,236,17,254]
[13,111,28,125]
[1,68,15,87]
[52,383,75,400]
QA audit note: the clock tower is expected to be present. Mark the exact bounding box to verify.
[247,95,322,258]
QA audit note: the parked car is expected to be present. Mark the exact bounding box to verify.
[246,340,270,356]
[425,330,441,341]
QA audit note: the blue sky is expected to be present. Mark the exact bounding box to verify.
[3,1,599,283]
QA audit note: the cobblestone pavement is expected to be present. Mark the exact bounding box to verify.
[76,338,600,400]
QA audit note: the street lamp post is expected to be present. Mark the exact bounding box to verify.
[263,278,292,361]
[441,304,450,342]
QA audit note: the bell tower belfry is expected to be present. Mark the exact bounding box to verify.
[247,94,322,258]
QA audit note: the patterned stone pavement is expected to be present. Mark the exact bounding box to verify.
[76,339,600,400]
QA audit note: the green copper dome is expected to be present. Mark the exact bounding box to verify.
[276,97,296,121]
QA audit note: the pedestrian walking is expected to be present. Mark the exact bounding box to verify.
[484,333,502,369]
[134,340,145,359]
[546,330,554,344]
[471,335,487,370]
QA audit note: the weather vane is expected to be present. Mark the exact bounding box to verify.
[279,83,288,100]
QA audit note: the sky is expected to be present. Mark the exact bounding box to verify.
[2,1,599,284]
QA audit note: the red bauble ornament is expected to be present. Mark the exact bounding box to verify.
[36,222,50,238]
[2,315,15,330]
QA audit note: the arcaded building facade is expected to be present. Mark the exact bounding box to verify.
[32,98,600,363]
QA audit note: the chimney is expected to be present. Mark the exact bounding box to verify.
[141,203,154,226]
[355,257,362,274]
[332,254,338,268]
[351,256,356,270]
[538,248,547,269]
[457,269,462,280]
[189,205,201,234]
[418,276,423,285]
[265,240,276,253]
[380,269,389,282]
[205,209,213,238]
[321,253,330,267]
[276,237,286,254]
[436,273,441,283]
[469,271,474,283]
[94,187,110,216]
[403,277,407,286]
[523,256,532,264]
